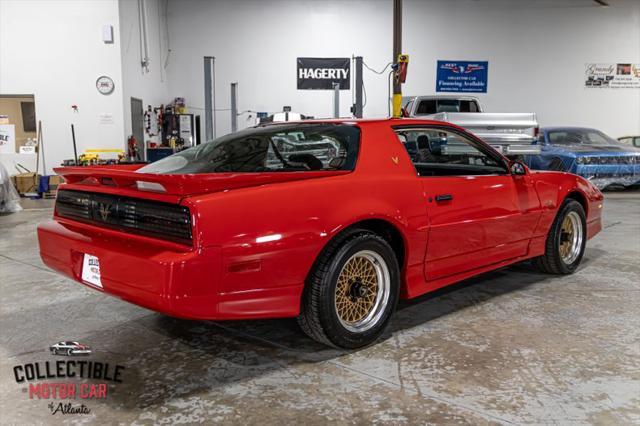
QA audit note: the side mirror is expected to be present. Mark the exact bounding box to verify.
[509,160,528,176]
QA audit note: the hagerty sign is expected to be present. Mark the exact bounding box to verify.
[297,57,350,90]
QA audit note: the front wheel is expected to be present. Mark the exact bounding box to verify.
[534,199,586,274]
[298,231,400,349]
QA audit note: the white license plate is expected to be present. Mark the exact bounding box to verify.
[81,254,103,288]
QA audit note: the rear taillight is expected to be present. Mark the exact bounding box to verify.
[55,189,192,245]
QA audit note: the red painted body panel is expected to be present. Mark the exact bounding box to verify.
[37,119,604,320]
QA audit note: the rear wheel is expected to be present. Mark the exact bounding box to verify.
[534,199,586,274]
[298,231,400,349]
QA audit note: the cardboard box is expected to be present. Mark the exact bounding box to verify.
[11,172,38,194]
[43,175,63,198]
[48,175,62,186]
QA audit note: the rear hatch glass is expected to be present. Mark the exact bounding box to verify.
[416,99,479,114]
[137,123,360,174]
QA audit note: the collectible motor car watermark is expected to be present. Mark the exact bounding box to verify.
[10,342,126,416]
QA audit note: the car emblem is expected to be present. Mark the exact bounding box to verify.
[391,156,399,165]
[98,203,110,221]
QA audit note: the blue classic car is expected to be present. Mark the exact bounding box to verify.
[526,127,640,189]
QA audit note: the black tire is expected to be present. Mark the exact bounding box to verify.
[297,230,400,349]
[66,349,73,356]
[534,199,587,274]
[51,348,57,355]
[549,158,565,172]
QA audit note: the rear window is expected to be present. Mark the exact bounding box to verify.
[137,123,360,174]
[416,100,437,114]
[415,99,479,114]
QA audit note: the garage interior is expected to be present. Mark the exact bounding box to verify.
[1,0,639,424]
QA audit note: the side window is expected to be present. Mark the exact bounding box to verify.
[395,128,506,177]
[458,100,480,112]
[459,100,472,112]
[267,132,345,170]
[537,132,546,144]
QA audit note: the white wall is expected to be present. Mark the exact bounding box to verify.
[166,0,640,139]
[166,0,393,138]
[0,0,125,175]
[402,0,640,138]
[119,0,171,143]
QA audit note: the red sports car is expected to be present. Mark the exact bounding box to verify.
[38,119,603,348]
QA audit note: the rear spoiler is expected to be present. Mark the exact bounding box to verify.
[54,166,349,196]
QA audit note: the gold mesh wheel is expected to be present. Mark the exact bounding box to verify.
[334,250,390,332]
[559,211,583,265]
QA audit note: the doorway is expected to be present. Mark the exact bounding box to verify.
[130,97,144,161]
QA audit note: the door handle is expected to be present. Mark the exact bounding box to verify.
[435,194,453,202]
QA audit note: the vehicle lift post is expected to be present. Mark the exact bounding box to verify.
[230,82,238,133]
[333,83,340,118]
[203,56,216,140]
[71,124,78,165]
[353,56,363,118]
[392,0,402,117]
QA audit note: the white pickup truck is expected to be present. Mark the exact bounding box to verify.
[403,95,541,156]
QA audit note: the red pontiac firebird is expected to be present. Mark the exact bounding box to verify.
[38,119,604,348]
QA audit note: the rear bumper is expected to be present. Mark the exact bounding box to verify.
[37,220,300,320]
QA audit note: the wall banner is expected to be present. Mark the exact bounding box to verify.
[585,63,640,88]
[297,58,350,90]
[436,61,488,93]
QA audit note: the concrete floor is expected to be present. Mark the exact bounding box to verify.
[1,192,639,425]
